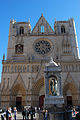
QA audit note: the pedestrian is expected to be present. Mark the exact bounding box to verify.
[14,107,17,120]
[43,109,45,120]
[8,107,12,120]
[45,110,48,120]
[6,107,9,120]
[30,106,33,120]
[25,107,29,120]
[33,107,35,117]
[22,107,25,120]
[76,110,80,120]
[72,107,76,120]
[1,113,5,120]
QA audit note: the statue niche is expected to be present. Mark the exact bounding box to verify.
[15,44,23,54]
[49,76,57,96]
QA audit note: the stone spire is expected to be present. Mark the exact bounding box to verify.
[41,13,43,17]
[3,53,5,60]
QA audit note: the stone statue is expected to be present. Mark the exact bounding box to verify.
[50,78,57,96]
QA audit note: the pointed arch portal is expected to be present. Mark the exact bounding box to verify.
[10,74,26,109]
[32,77,45,108]
[63,82,78,106]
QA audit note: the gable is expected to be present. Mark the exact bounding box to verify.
[11,73,26,89]
[64,72,74,85]
[32,14,54,34]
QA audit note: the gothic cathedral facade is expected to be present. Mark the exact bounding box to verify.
[0,14,80,109]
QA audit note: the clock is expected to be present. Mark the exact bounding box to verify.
[34,40,51,55]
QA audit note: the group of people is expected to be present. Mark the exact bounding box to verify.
[22,106,48,120]
[1,106,49,120]
[1,107,17,120]
[22,106,35,120]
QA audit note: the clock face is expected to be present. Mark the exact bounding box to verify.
[34,40,51,55]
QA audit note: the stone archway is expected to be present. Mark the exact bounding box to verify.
[63,82,78,106]
[10,73,26,108]
[32,77,45,107]
[11,83,26,108]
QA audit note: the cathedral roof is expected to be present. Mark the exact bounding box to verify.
[32,14,54,33]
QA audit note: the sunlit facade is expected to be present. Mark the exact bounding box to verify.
[0,14,80,109]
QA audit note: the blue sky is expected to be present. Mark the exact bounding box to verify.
[0,0,80,82]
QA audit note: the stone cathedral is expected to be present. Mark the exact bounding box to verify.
[0,14,80,109]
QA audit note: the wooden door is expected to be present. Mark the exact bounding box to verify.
[39,95,45,109]
[16,97,22,110]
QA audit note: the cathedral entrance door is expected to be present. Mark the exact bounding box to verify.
[39,95,45,109]
[67,96,72,106]
[16,97,22,110]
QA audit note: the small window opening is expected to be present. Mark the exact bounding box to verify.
[41,25,44,32]
[20,27,24,34]
[61,25,65,34]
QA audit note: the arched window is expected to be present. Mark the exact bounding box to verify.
[61,25,65,34]
[41,25,44,32]
[15,44,23,54]
[19,27,24,34]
